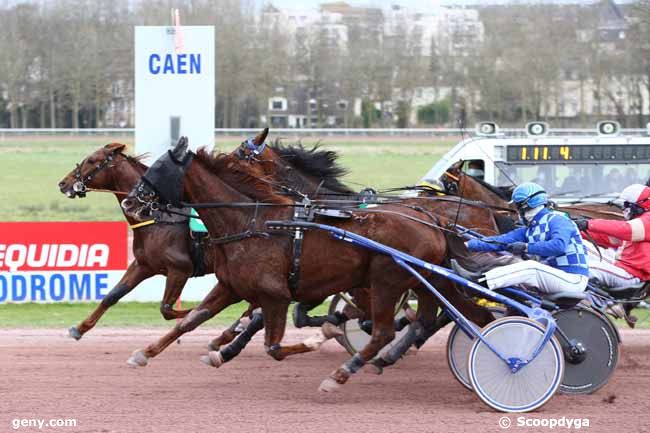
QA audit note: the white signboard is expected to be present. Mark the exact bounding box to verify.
[135,26,215,161]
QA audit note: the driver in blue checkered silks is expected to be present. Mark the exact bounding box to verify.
[464,182,589,294]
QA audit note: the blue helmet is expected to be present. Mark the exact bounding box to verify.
[510,182,548,210]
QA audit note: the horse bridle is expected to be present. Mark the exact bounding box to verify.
[441,170,461,195]
[237,137,267,162]
[73,149,120,197]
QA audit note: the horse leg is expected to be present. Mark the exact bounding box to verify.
[126,282,239,367]
[207,304,256,351]
[159,271,192,320]
[320,285,402,392]
[201,307,264,368]
[69,261,153,340]
[368,289,440,373]
[255,297,292,361]
[293,301,348,328]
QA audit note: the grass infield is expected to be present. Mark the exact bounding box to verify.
[0,301,331,328]
[0,134,456,221]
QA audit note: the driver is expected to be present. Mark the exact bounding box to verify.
[465,160,485,180]
[463,182,589,294]
[576,184,650,288]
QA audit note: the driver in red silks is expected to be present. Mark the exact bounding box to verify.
[576,184,650,288]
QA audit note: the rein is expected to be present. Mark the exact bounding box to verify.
[86,187,130,195]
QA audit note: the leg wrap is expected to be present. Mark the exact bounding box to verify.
[379,321,424,366]
[414,314,449,349]
[360,316,410,334]
[342,353,366,374]
[294,303,347,327]
[220,313,264,363]
[394,316,410,332]
[359,319,373,335]
[101,283,130,307]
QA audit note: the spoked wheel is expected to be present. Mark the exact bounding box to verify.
[446,306,506,390]
[468,317,564,413]
[446,323,479,390]
[553,307,619,395]
[328,293,415,357]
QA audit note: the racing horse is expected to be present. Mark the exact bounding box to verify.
[120,137,493,391]
[57,143,202,339]
[440,160,624,220]
[210,130,508,368]
[57,139,351,350]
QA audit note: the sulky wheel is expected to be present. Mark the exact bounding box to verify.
[446,306,506,390]
[553,307,619,395]
[446,322,479,390]
[327,293,413,357]
[468,317,564,413]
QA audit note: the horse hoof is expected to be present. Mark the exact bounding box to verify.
[126,350,148,368]
[68,326,82,341]
[318,377,341,393]
[321,322,344,339]
[303,334,325,350]
[207,341,219,352]
[200,351,224,368]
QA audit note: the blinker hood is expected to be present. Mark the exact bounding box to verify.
[141,149,194,207]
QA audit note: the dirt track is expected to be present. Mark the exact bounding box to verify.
[1,326,648,433]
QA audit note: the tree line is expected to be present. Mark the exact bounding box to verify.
[1,0,650,129]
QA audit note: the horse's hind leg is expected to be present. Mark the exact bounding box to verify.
[69,261,153,340]
[159,271,192,320]
[320,283,402,392]
[127,282,239,367]
[369,289,440,373]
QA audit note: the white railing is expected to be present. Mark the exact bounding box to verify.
[0,127,648,138]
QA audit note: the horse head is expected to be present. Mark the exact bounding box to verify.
[58,142,128,198]
[121,137,194,219]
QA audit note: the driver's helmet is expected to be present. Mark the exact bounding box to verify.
[466,167,485,179]
[510,182,548,211]
[620,184,650,219]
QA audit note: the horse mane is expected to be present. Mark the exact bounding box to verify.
[269,139,353,194]
[194,147,290,204]
[470,175,513,201]
[122,152,149,172]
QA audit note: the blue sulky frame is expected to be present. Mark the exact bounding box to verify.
[266,220,557,374]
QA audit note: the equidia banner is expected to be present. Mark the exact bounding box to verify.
[0,222,128,303]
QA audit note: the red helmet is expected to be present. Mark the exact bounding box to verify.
[621,184,650,211]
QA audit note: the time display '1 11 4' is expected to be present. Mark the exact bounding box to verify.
[506,145,650,162]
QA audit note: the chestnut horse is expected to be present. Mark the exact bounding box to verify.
[441,160,624,221]
[57,140,352,353]
[214,130,505,369]
[57,143,200,339]
[121,138,492,392]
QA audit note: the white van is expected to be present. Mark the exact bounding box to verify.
[421,121,650,203]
